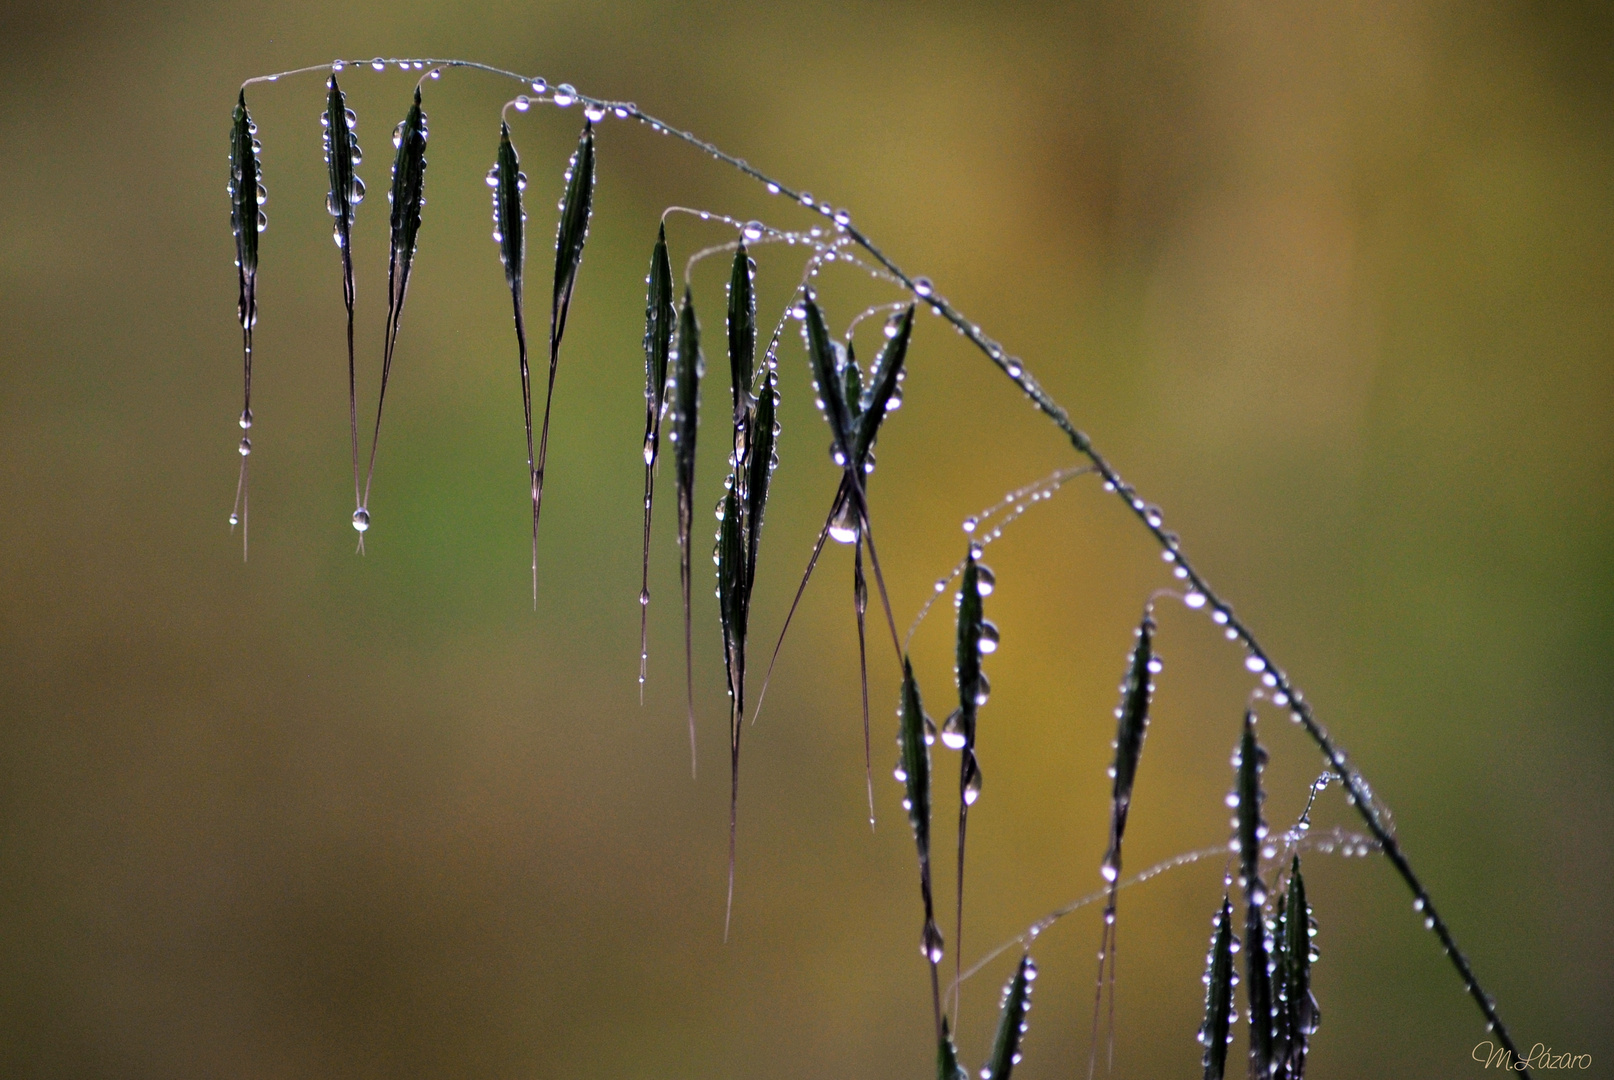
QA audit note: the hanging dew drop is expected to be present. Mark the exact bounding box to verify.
[583,104,606,122]
[828,500,859,544]
[742,220,764,242]
[553,84,576,106]
[352,508,370,532]
[912,277,934,297]
[238,409,253,430]
[977,622,1000,654]
[974,565,995,595]
[238,437,252,456]
[513,96,530,112]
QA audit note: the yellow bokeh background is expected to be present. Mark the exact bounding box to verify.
[0,2,1609,1076]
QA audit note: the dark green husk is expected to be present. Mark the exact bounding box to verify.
[803,295,853,459]
[638,224,674,693]
[1273,857,1319,1079]
[530,120,595,591]
[983,953,1036,1080]
[228,90,261,552]
[324,75,363,516]
[726,243,755,426]
[1199,896,1237,1080]
[715,350,775,937]
[361,86,428,524]
[899,657,944,1039]
[491,122,537,595]
[670,288,702,767]
[1103,612,1157,883]
[1238,710,1275,1078]
[948,548,989,1014]
[1089,611,1157,1076]
[751,302,913,752]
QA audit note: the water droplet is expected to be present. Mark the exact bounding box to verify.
[531,78,548,94]
[828,500,859,544]
[962,516,978,534]
[228,512,239,526]
[514,96,530,112]
[639,588,650,607]
[349,177,365,204]
[940,710,967,750]
[238,437,252,456]
[741,220,764,242]
[238,409,253,430]
[974,566,995,595]
[963,769,982,805]
[833,207,851,226]
[553,84,576,107]
[974,673,991,706]
[798,191,814,207]
[1245,656,1267,673]
[912,277,933,297]
[371,57,386,71]
[1184,591,1207,609]
[486,166,499,188]
[332,60,346,72]
[977,622,1000,654]
[352,508,370,532]
[583,103,606,122]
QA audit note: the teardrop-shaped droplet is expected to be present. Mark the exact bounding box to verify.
[827,499,859,544]
[977,621,1000,654]
[940,708,967,750]
[352,508,370,532]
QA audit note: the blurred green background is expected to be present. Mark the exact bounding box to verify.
[1,1,1609,1076]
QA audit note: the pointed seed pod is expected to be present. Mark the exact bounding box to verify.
[727,242,755,425]
[637,224,675,691]
[1199,896,1237,1080]
[671,288,702,763]
[982,953,1037,1080]
[360,86,429,524]
[1237,709,1275,1079]
[851,303,913,468]
[1102,611,1157,883]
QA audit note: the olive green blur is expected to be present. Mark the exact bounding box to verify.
[0,2,1609,1077]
